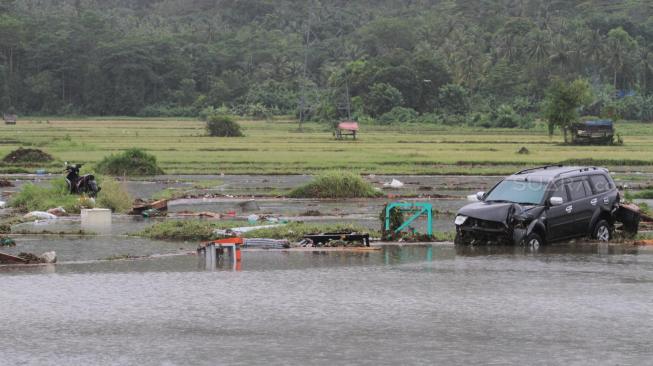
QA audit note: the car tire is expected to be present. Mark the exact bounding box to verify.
[454,232,469,245]
[523,232,544,249]
[592,219,612,242]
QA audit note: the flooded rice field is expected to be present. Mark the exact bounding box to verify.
[2,243,653,365]
[2,174,653,365]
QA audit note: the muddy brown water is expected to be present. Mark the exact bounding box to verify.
[3,174,653,365]
[1,242,652,365]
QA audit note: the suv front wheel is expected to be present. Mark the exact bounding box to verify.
[592,219,612,242]
[523,232,544,249]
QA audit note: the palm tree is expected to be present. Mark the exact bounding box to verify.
[604,27,638,90]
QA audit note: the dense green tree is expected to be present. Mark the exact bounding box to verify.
[0,0,650,121]
[543,79,593,142]
[364,82,403,117]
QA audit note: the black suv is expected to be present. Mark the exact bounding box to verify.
[454,166,620,246]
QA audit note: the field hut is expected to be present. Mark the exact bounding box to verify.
[3,113,17,125]
[334,120,359,140]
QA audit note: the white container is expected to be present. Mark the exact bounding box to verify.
[81,208,112,233]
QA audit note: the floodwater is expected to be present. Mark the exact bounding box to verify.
[2,242,652,365]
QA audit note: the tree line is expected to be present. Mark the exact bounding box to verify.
[1,0,652,126]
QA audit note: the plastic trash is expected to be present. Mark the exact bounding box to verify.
[247,214,260,224]
[24,211,58,220]
[0,201,6,209]
[0,237,16,247]
[40,251,57,264]
[384,179,404,188]
[47,207,66,216]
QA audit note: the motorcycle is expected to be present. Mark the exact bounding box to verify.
[64,163,101,197]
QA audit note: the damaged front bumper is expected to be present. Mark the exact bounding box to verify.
[456,217,523,245]
[455,216,532,245]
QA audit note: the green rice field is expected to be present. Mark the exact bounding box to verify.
[1,117,652,175]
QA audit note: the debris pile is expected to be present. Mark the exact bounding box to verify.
[2,148,54,164]
[129,198,168,216]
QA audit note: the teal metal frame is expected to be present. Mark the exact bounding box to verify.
[384,202,433,236]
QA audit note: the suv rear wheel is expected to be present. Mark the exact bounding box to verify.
[592,219,612,242]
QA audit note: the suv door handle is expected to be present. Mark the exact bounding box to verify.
[565,205,573,213]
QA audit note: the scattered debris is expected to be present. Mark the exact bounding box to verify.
[517,146,530,154]
[0,201,5,209]
[301,210,322,216]
[302,232,370,247]
[0,179,14,187]
[40,251,57,263]
[129,199,168,216]
[616,203,642,235]
[1,237,16,247]
[213,224,287,237]
[24,211,58,220]
[2,148,54,164]
[383,179,405,189]
[247,214,260,224]
[0,251,27,264]
[244,238,290,249]
[47,207,67,217]
[176,211,222,219]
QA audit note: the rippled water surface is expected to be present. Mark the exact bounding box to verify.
[2,244,652,365]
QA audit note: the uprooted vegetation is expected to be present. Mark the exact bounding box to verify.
[289,171,382,199]
[10,176,132,214]
[137,220,250,241]
[2,148,54,165]
[96,148,164,176]
[137,220,377,242]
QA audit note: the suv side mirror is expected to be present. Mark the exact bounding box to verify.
[549,197,564,206]
[476,191,485,201]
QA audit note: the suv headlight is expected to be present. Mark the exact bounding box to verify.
[454,215,468,226]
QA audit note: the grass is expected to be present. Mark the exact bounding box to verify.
[288,171,382,198]
[137,220,249,241]
[10,178,91,213]
[627,190,653,199]
[2,118,653,175]
[9,176,132,214]
[96,178,132,213]
[137,220,377,242]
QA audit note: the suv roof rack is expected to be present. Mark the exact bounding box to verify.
[515,165,563,175]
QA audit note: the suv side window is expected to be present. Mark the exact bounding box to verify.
[590,175,612,193]
[566,180,588,201]
[551,182,569,202]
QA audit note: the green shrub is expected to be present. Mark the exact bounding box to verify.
[377,107,418,124]
[205,114,244,137]
[96,148,164,176]
[289,171,382,199]
[10,178,93,213]
[96,178,132,213]
[493,104,521,128]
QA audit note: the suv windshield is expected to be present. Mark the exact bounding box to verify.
[484,180,547,205]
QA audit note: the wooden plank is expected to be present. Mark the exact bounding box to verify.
[0,251,28,264]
